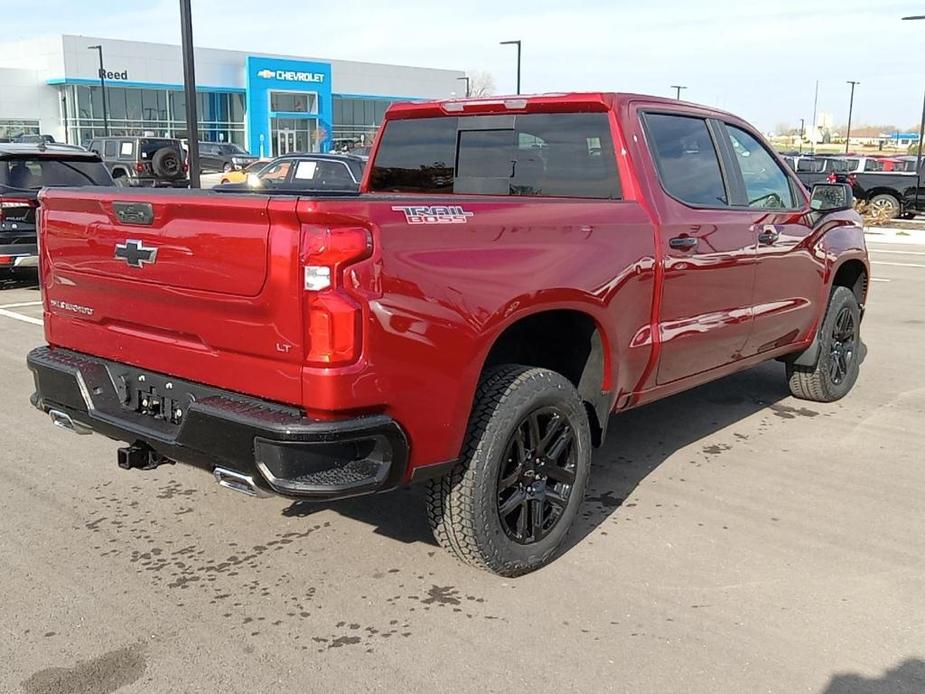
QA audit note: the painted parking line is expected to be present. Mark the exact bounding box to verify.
[871,261,925,268]
[0,308,43,326]
[869,249,925,256]
[871,278,891,283]
[0,301,43,309]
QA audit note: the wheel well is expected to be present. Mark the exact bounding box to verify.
[111,167,127,178]
[832,259,868,307]
[483,310,609,446]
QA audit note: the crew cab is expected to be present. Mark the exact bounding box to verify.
[28,93,869,575]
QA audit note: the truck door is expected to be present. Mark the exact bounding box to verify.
[640,112,758,384]
[717,122,821,357]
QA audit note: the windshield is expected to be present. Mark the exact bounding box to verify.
[0,157,112,189]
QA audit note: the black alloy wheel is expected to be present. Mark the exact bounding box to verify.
[829,306,857,386]
[496,406,577,544]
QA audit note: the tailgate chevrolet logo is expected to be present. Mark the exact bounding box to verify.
[115,239,158,268]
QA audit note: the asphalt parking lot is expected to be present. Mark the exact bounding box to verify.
[2,240,924,694]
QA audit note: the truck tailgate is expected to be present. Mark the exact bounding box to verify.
[38,188,305,406]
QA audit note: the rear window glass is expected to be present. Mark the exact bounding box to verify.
[0,158,112,189]
[369,113,621,199]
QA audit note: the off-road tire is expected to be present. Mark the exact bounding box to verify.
[152,147,182,180]
[787,286,862,402]
[425,365,592,576]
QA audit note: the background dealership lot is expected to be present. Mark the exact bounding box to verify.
[1,237,922,693]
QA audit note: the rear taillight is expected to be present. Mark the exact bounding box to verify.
[0,197,36,223]
[826,173,837,183]
[300,226,373,366]
[135,162,146,174]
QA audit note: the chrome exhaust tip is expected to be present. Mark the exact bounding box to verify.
[49,409,93,435]
[213,467,270,498]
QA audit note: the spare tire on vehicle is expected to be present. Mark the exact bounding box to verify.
[152,147,182,179]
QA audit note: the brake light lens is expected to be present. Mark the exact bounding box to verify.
[135,162,146,174]
[0,197,35,223]
[301,226,373,366]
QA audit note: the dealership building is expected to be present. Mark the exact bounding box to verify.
[0,35,464,155]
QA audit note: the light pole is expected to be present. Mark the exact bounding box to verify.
[500,40,521,95]
[87,45,109,136]
[902,15,925,196]
[845,80,860,154]
[799,118,805,154]
[670,85,687,100]
[179,0,201,188]
[457,76,470,98]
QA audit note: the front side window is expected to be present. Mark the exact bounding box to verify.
[259,160,293,183]
[725,125,795,209]
[369,112,620,199]
[643,113,727,207]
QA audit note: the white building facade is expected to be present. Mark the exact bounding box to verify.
[0,35,464,155]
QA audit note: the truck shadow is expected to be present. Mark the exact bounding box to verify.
[282,360,794,552]
[819,658,925,694]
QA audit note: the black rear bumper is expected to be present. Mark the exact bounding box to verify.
[27,346,408,500]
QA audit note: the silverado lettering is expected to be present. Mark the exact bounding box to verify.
[28,92,868,575]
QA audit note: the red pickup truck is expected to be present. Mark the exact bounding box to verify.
[28,93,868,575]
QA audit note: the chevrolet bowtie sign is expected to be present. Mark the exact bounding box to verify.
[256,68,324,83]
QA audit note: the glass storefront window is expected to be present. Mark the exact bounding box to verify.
[0,119,41,141]
[63,85,247,150]
[270,91,317,114]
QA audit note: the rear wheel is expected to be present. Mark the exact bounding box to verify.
[425,366,592,576]
[787,286,862,402]
[868,193,901,219]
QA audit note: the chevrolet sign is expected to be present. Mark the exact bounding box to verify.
[256,68,325,83]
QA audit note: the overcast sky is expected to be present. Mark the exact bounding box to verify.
[5,0,924,132]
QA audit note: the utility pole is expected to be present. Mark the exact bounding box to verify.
[500,40,521,95]
[670,85,687,100]
[811,80,819,156]
[845,80,860,154]
[179,0,201,188]
[799,117,805,154]
[902,15,925,200]
[457,76,470,98]
[87,45,109,136]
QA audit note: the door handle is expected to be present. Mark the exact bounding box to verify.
[758,225,781,245]
[669,236,698,251]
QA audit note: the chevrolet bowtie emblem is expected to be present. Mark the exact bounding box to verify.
[115,239,158,268]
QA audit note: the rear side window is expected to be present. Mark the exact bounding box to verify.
[643,113,727,207]
[369,113,620,199]
[103,140,117,157]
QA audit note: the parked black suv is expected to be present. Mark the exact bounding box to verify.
[87,136,188,187]
[198,142,257,173]
[0,143,112,281]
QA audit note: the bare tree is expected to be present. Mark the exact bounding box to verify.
[467,71,496,97]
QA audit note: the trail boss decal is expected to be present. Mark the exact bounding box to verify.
[391,206,474,225]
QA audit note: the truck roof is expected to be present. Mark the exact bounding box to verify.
[385,91,743,122]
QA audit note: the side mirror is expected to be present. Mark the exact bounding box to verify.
[810,183,854,212]
[246,172,263,188]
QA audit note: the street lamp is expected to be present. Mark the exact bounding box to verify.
[457,76,470,98]
[902,15,925,193]
[799,118,805,154]
[499,40,521,95]
[670,85,687,100]
[87,45,109,136]
[845,80,860,154]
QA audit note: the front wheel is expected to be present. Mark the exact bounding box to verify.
[425,366,592,576]
[787,286,862,402]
